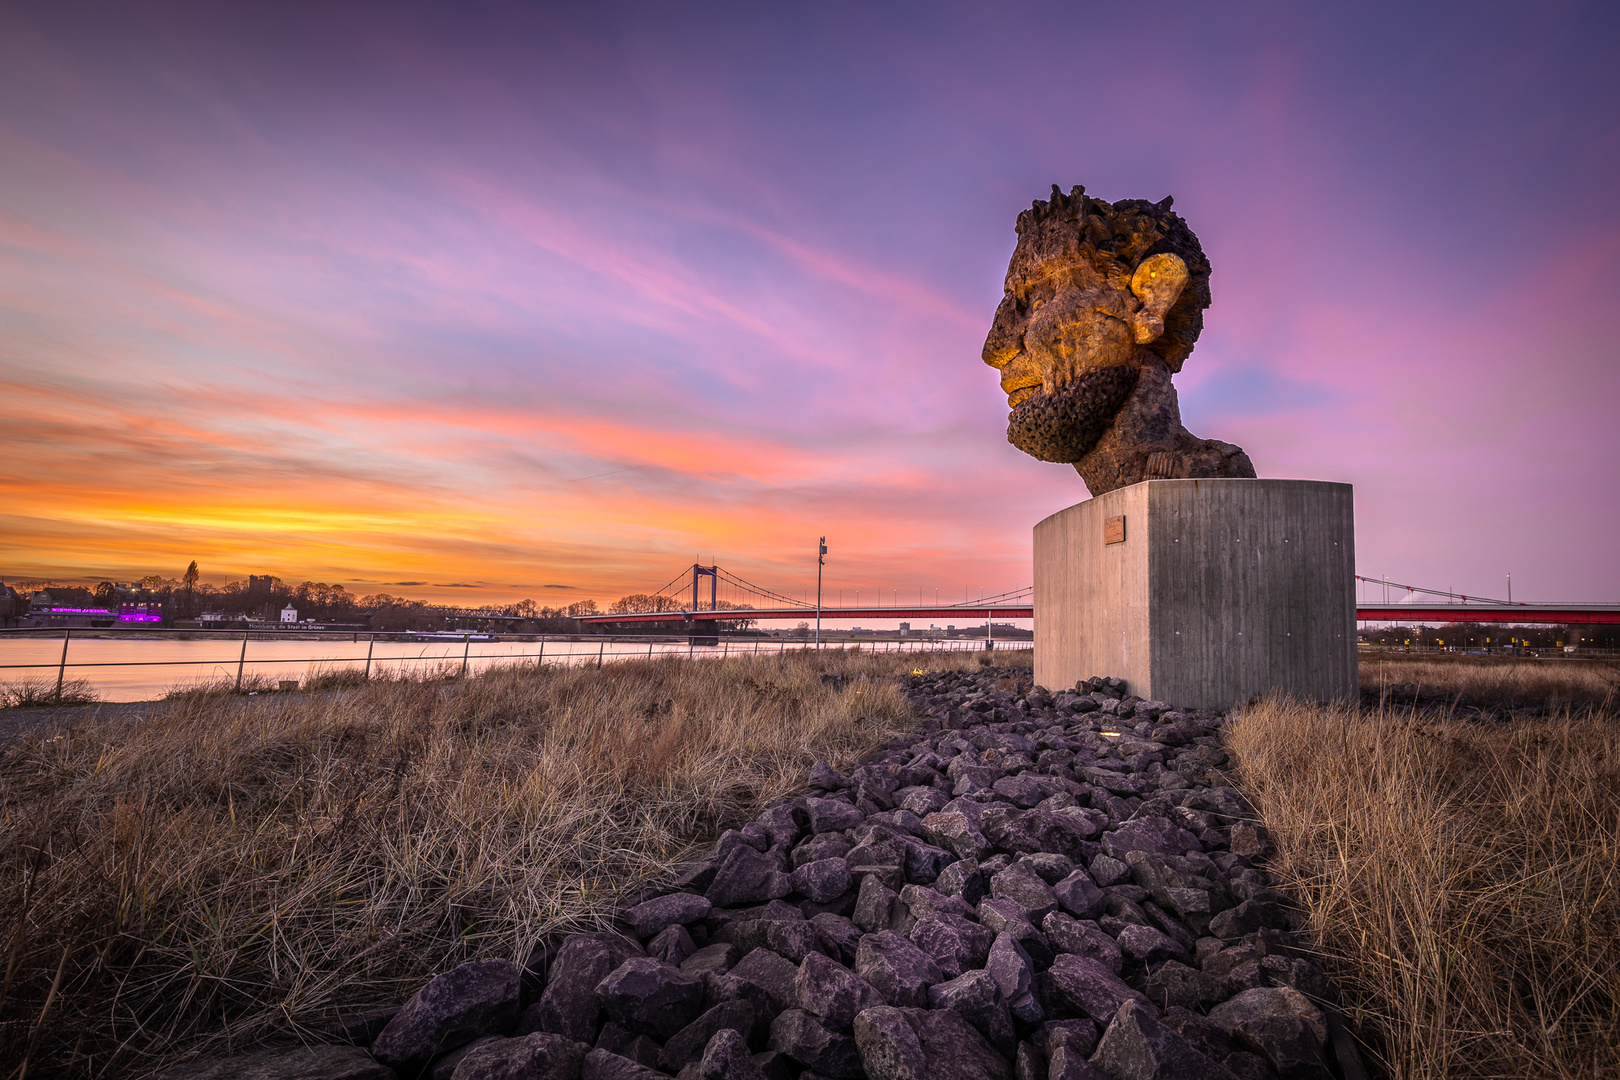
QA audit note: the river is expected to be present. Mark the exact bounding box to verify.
[0,632,1009,703]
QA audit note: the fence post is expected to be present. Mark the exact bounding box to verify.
[364,636,375,680]
[538,638,545,670]
[54,629,70,703]
[461,634,470,679]
[648,641,654,658]
[235,632,248,693]
[598,639,605,668]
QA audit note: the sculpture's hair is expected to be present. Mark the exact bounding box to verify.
[1009,184,1211,370]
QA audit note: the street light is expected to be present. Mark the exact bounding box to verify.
[815,537,826,649]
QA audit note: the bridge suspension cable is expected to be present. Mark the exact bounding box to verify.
[1355,574,1516,607]
[632,562,1032,613]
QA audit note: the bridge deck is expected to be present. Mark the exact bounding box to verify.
[581,604,1620,626]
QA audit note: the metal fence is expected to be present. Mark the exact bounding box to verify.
[0,628,1032,705]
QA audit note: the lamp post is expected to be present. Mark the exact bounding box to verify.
[815,537,826,649]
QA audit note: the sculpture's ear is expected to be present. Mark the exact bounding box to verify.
[1130,253,1189,309]
[1127,253,1190,345]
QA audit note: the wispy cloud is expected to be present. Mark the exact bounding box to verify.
[0,3,1615,604]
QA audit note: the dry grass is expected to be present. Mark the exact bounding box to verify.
[1360,653,1620,711]
[1227,684,1620,1079]
[0,648,993,1078]
[0,677,101,710]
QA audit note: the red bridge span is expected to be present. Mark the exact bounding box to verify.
[580,603,1620,627]
[578,567,1617,626]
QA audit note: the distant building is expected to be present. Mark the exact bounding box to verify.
[26,584,161,628]
[0,583,22,628]
[898,622,910,636]
[280,605,298,624]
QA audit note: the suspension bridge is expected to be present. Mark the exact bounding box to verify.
[576,565,1620,627]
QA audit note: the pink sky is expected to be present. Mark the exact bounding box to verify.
[2,1,1616,607]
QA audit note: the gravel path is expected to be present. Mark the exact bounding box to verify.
[163,667,1370,1080]
[0,698,184,744]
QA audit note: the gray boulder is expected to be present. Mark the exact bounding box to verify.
[989,862,1059,923]
[898,884,976,922]
[1207,987,1331,1080]
[908,914,995,978]
[854,930,944,1008]
[852,1006,1012,1080]
[680,942,741,977]
[580,1047,666,1080]
[1048,1023,1109,1080]
[985,932,1043,1024]
[767,1009,864,1078]
[658,1000,758,1073]
[921,811,995,861]
[647,923,697,966]
[795,951,884,1029]
[697,1027,770,1080]
[807,797,866,834]
[1101,819,1201,861]
[926,969,1017,1056]
[1043,913,1123,974]
[708,847,793,907]
[1207,899,1290,940]
[978,898,1055,968]
[595,957,706,1040]
[722,947,801,1015]
[533,938,640,1044]
[432,1035,503,1080]
[450,1033,589,1080]
[733,919,822,964]
[1053,870,1107,921]
[852,875,901,934]
[810,913,863,964]
[625,893,712,939]
[371,959,523,1076]
[1040,955,1155,1025]
[791,858,853,903]
[1088,1000,1238,1080]
[1114,924,1185,966]
[902,838,954,884]
[1139,962,1221,1013]
[933,859,986,906]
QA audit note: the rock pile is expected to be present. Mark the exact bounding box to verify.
[167,668,1363,1080]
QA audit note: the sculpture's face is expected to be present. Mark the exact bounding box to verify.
[985,252,1190,409]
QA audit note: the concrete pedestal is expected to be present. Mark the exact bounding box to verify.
[1034,479,1355,710]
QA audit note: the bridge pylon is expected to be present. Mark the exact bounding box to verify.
[691,564,718,614]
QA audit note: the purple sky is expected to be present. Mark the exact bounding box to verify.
[2,0,1616,606]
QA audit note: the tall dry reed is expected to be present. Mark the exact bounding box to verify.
[1226,694,1620,1079]
[0,649,984,1078]
[1360,654,1620,709]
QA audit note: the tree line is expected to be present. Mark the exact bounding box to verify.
[5,565,753,633]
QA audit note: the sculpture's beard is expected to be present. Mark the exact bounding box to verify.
[1005,364,1139,463]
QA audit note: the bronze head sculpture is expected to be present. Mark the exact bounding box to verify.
[983,185,1256,496]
